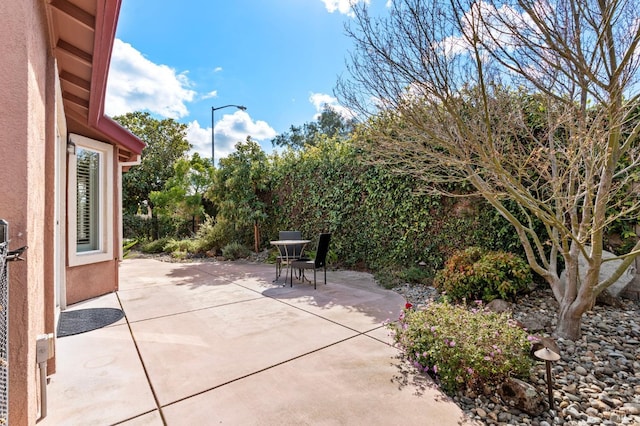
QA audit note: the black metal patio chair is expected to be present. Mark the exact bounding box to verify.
[290,233,331,289]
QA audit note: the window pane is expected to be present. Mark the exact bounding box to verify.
[76,148,100,252]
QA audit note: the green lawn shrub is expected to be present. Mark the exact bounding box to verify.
[388,302,533,394]
[433,247,532,302]
[163,238,198,257]
[122,239,139,258]
[221,242,251,260]
[139,237,171,254]
[193,216,236,254]
[374,266,433,289]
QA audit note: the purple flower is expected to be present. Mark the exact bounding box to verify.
[449,340,456,347]
[432,365,438,374]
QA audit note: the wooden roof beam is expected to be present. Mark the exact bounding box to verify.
[48,0,95,30]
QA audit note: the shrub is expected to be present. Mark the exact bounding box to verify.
[221,242,251,260]
[373,268,403,289]
[122,239,138,258]
[399,265,432,284]
[164,238,197,254]
[170,250,188,260]
[388,302,533,394]
[433,247,532,302]
[139,237,171,254]
[373,265,432,290]
[192,216,236,254]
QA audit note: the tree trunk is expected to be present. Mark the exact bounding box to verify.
[555,301,584,341]
[254,222,260,253]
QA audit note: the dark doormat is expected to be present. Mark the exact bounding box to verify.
[57,308,125,338]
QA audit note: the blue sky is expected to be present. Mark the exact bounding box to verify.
[106,0,389,161]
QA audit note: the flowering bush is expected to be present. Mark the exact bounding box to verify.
[388,301,533,394]
[433,247,532,302]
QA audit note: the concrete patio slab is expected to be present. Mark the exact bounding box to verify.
[162,334,467,425]
[131,296,358,406]
[118,279,264,322]
[119,410,164,425]
[41,258,477,425]
[41,319,157,425]
[260,282,400,333]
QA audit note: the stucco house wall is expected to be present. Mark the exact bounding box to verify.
[0,1,50,423]
[0,0,144,423]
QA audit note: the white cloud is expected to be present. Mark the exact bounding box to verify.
[320,0,370,16]
[435,2,536,60]
[106,39,196,119]
[309,92,356,120]
[214,66,223,72]
[202,90,218,100]
[186,111,277,161]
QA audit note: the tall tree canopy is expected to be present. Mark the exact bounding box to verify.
[337,0,640,339]
[271,105,356,149]
[149,153,214,234]
[114,112,191,215]
[207,137,270,252]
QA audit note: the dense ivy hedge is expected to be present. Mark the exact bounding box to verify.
[262,139,522,277]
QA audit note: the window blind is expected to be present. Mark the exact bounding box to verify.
[76,149,99,251]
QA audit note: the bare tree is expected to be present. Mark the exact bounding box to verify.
[337,0,640,340]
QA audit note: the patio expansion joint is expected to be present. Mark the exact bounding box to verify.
[160,330,386,410]
[231,279,399,347]
[118,293,265,325]
[115,291,168,425]
[260,289,387,336]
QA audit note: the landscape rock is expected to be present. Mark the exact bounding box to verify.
[559,247,636,298]
[518,312,551,332]
[485,299,511,313]
[394,284,640,426]
[498,377,545,416]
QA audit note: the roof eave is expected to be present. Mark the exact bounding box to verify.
[88,0,144,156]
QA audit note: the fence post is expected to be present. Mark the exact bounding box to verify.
[0,219,9,423]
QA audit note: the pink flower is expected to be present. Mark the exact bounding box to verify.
[449,340,456,347]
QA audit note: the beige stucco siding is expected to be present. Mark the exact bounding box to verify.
[0,0,51,423]
[66,261,118,305]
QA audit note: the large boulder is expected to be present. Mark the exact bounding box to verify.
[560,247,636,298]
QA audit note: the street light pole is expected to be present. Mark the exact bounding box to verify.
[211,104,247,165]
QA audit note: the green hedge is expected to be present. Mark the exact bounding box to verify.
[264,139,524,278]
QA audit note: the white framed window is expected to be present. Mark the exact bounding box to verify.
[67,134,114,266]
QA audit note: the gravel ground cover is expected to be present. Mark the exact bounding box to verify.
[392,283,640,426]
